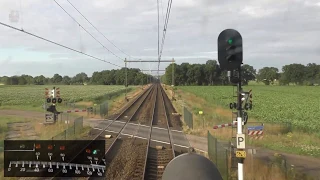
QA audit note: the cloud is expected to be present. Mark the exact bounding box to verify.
[0,0,320,77]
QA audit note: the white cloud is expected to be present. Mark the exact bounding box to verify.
[0,0,319,76]
[240,6,280,18]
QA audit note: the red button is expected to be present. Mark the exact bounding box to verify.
[35,144,41,149]
[48,145,53,150]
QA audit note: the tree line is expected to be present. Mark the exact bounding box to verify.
[162,60,256,85]
[162,60,320,86]
[0,68,153,85]
[2,61,319,86]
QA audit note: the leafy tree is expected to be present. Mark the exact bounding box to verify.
[241,64,256,85]
[257,67,279,85]
[62,76,71,85]
[282,64,306,85]
[52,74,63,84]
[34,75,46,85]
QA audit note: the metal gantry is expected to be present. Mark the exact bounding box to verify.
[124,58,175,99]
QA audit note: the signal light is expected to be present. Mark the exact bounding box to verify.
[218,29,243,70]
[46,98,51,103]
[60,145,65,151]
[57,98,62,103]
[92,150,98,155]
[48,145,53,150]
[35,144,41,149]
[52,98,57,104]
[86,149,91,154]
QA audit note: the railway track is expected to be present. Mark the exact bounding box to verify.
[48,84,155,180]
[48,83,186,180]
[103,84,158,179]
[144,84,175,180]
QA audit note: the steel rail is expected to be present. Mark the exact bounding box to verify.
[143,84,176,180]
[159,85,175,158]
[86,84,156,180]
[141,84,159,179]
[49,85,154,179]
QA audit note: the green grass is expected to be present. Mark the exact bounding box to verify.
[0,85,134,110]
[177,85,320,157]
[179,85,320,133]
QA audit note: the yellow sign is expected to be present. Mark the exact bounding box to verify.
[199,111,203,115]
[236,150,246,158]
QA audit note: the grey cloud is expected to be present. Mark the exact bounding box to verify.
[0,0,320,77]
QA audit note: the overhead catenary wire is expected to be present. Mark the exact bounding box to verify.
[159,0,173,58]
[53,0,125,61]
[0,21,122,67]
[66,0,132,59]
[157,0,160,77]
[158,0,173,71]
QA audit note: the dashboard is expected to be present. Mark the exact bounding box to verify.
[4,140,105,177]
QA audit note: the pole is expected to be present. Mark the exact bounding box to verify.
[172,58,174,100]
[125,58,127,99]
[202,116,204,128]
[237,66,244,180]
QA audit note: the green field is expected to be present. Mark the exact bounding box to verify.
[179,86,320,134]
[0,85,129,108]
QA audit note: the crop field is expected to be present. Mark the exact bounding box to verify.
[0,85,129,107]
[178,86,320,134]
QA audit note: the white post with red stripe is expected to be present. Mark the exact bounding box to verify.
[63,109,87,113]
[213,121,237,129]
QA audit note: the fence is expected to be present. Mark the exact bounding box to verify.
[208,131,229,180]
[207,130,312,180]
[51,116,84,140]
[183,106,193,129]
[99,101,108,118]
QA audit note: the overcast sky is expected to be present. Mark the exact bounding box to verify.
[0,0,320,77]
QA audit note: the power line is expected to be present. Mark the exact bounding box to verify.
[158,0,173,71]
[53,0,125,61]
[157,0,160,77]
[66,0,132,59]
[0,21,122,67]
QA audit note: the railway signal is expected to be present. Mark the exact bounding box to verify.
[218,29,246,180]
[218,29,243,71]
[44,87,63,124]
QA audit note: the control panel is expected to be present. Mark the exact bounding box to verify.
[4,140,105,177]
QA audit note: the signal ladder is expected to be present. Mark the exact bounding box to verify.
[230,86,252,180]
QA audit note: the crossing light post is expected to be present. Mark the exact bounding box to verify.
[218,29,245,180]
[45,87,63,123]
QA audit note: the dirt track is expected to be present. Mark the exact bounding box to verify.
[0,109,44,119]
[133,86,157,125]
[161,87,182,130]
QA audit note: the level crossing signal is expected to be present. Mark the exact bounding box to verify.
[45,87,62,104]
[45,87,62,123]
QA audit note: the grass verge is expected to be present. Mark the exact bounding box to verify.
[166,86,320,158]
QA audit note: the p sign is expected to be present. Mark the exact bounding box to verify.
[237,134,245,149]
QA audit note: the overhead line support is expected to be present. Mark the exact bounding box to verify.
[124,60,174,63]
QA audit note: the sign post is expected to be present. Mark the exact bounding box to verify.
[218,29,250,180]
[198,111,204,128]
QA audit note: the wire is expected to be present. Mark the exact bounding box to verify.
[53,0,124,61]
[66,0,132,59]
[158,0,173,71]
[157,0,160,73]
[0,21,122,67]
